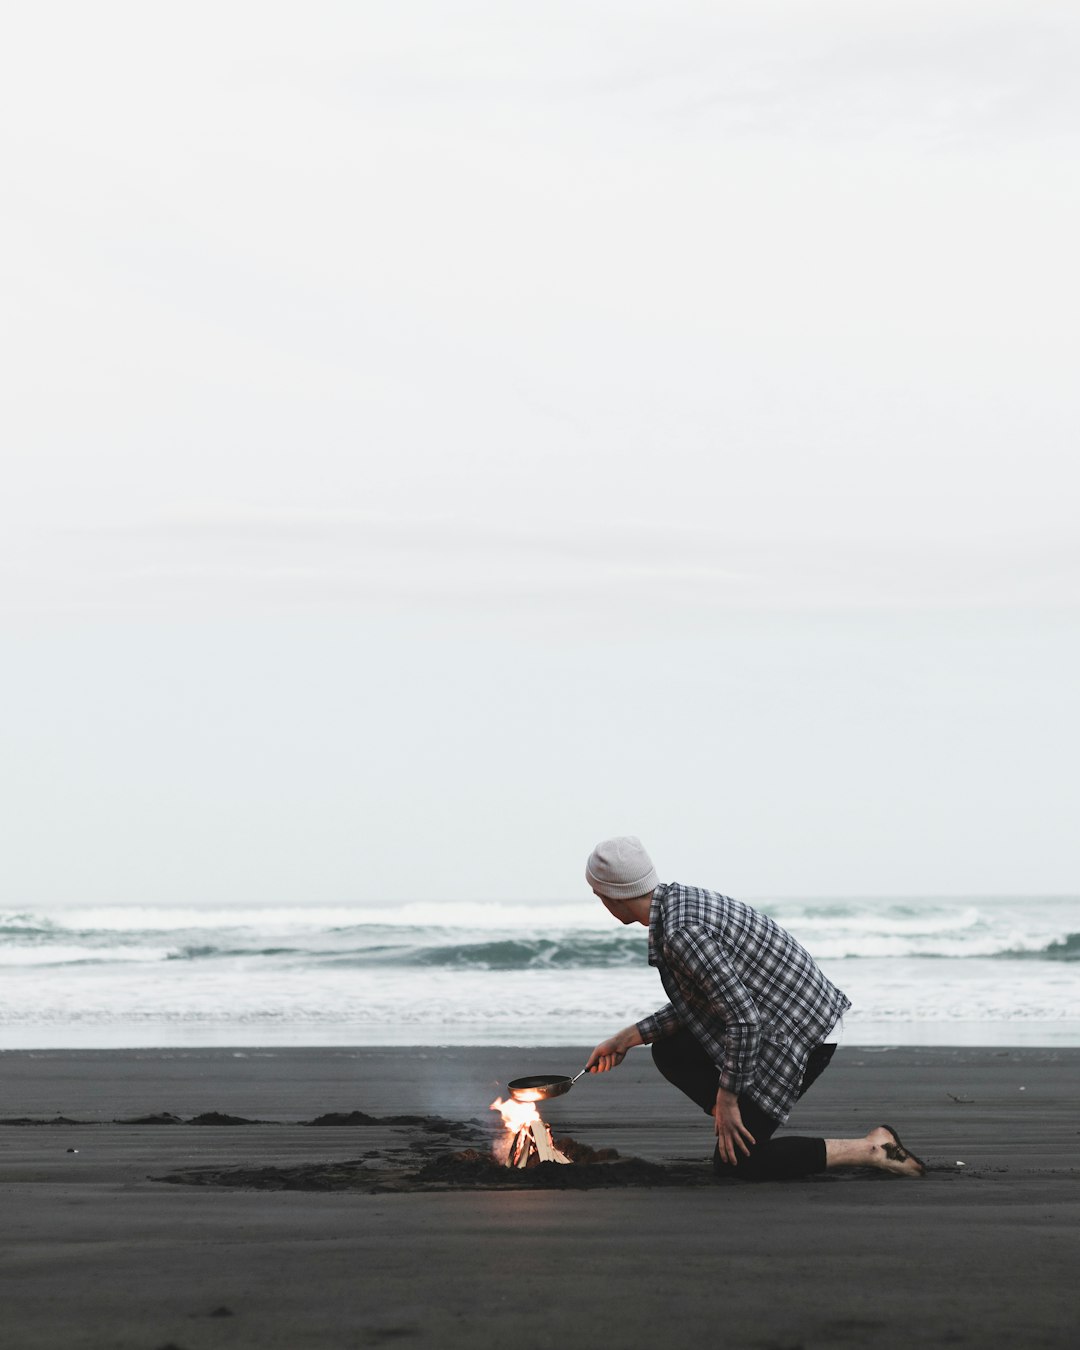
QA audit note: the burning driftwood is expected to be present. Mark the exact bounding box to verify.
[490,1096,571,1168]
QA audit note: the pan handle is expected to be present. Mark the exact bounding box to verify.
[571,1067,589,1084]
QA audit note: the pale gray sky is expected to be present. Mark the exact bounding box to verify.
[2,2,1077,905]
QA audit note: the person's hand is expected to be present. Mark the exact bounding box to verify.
[713,1087,756,1166]
[585,1025,642,1073]
[586,1036,626,1072]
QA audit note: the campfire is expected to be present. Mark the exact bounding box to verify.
[490,1095,571,1168]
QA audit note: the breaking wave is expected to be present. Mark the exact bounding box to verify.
[0,901,1076,969]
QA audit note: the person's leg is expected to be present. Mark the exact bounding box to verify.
[796,1041,835,1098]
[651,1035,925,1179]
[736,1122,927,1179]
[796,1046,925,1175]
[652,1032,827,1180]
[714,1095,827,1181]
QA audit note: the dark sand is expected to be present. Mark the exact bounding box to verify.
[1,1046,1078,1348]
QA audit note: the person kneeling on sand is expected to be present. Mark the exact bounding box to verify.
[584,836,925,1181]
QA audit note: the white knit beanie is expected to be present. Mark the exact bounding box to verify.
[585,836,659,900]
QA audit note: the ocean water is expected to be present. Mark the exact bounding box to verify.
[1,897,1077,1049]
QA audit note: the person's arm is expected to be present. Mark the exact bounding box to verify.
[585,1022,644,1072]
[586,996,683,1073]
[635,1001,681,1045]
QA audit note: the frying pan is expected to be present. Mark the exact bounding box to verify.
[507,1068,589,1102]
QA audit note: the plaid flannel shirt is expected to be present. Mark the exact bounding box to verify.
[636,882,851,1124]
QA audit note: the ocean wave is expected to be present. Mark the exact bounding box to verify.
[998,931,1080,962]
[165,945,302,961]
[330,936,646,970]
[0,913,60,936]
[777,903,985,937]
[0,944,177,966]
[1,901,1077,969]
[156,935,647,969]
[3,929,1080,968]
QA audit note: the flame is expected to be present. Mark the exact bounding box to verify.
[489,1095,543,1164]
[490,1095,539,1133]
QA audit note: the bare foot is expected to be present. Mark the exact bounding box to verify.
[866,1124,926,1177]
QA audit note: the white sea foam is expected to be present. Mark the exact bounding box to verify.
[9,900,597,932]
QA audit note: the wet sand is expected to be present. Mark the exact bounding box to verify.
[1,1045,1077,1348]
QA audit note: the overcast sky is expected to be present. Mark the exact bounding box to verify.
[2,1,1077,907]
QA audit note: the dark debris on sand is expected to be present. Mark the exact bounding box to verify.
[0,1115,89,1126]
[115,1112,185,1125]
[303,1110,384,1126]
[154,1132,713,1192]
[154,1158,382,1191]
[304,1111,486,1140]
[1,1106,719,1189]
[188,1112,264,1126]
[412,1148,712,1190]
[555,1137,621,1163]
[3,1108,487,1136]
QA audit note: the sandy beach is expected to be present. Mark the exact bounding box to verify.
[1,1045,1077,1349]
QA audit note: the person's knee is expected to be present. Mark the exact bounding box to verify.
[713,1144,771,1183]
[651,1029,705,1075]
[715,1137,825,1183]
[650,1038,676,1075]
